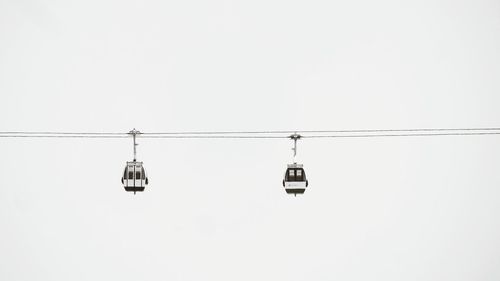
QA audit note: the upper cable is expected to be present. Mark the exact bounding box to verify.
[0,127,500,139]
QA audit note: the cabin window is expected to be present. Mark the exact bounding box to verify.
[288,169,295,181]
[128,171,134,179]
[296,169,303,180]
[136,171,141,180]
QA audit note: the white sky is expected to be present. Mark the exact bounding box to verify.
[1,0,500,280]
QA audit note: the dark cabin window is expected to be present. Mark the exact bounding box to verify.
[136,171,141,180]
[296,169,303,181]
[141,168,146,179]
[287,169,295,181]
[128,171,134,179]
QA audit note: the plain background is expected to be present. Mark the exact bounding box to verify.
[1,0,500,280]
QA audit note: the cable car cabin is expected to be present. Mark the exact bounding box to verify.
[282,163,308,195]
[121,161,148,193]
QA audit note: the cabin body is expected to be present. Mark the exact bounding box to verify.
[283,163,308,195]
[122,161,148,193]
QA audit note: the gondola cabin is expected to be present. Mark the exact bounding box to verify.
[121,161,148,193]
[282,163,308,195]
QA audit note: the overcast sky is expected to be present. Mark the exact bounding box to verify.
[1,0,500,280]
